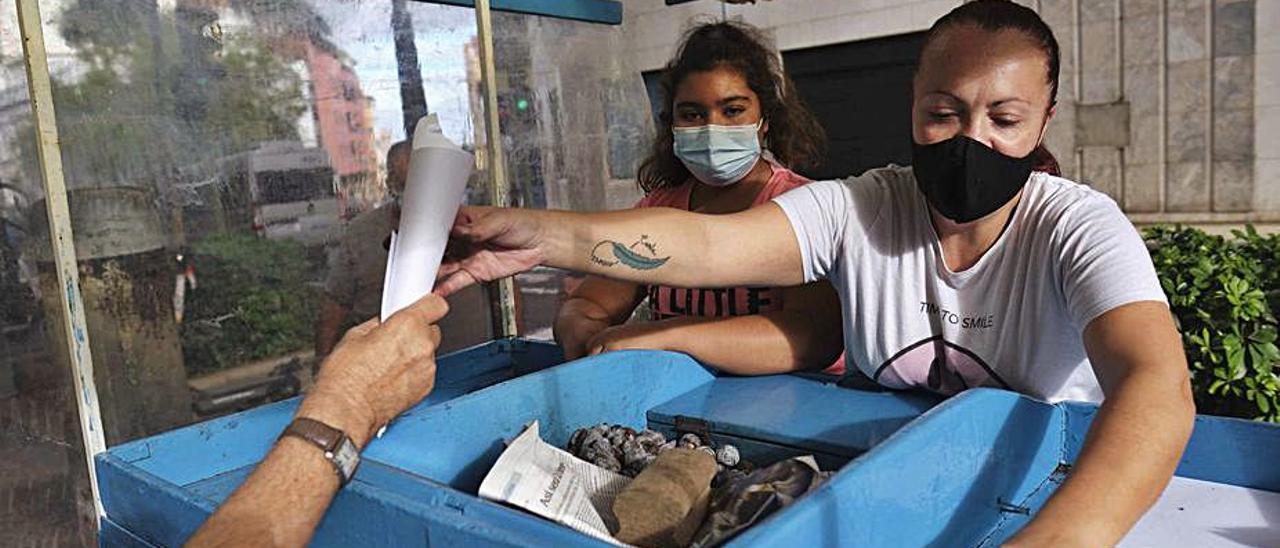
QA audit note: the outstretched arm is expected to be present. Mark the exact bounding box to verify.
[1006,301,1194,547]
[437,204,805,296]
[187,296,448,548]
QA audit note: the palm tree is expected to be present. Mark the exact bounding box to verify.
[392,0,429,136]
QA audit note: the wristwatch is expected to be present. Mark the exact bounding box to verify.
[279,417,360,486]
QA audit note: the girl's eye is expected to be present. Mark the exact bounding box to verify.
[678,111,703,122]
[724,106,745,117]
[928,111,957,121]
[993,118,1021,128]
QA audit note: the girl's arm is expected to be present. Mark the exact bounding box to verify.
[584,281,844,375]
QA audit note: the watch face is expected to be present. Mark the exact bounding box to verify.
[334,438,360,482]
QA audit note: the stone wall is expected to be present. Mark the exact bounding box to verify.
[613,0,1279,224]
[1256,0,1280,214]
[1046,0,1273,223]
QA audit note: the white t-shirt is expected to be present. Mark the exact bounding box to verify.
[773,165,1167,403]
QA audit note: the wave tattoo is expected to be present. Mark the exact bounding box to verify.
[589,235,670,270]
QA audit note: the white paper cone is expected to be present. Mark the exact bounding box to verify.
[380,115,474,321]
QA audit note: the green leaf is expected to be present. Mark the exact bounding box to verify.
[1250,325,1278,345]
[1149,224,1280,423]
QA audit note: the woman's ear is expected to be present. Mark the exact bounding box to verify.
[759,118,769,144]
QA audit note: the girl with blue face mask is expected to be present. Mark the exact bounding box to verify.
[553,21,846,376]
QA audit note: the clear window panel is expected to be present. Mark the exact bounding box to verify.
[490,11,655,340]
[0,2,96,543]
[25,0,493,448]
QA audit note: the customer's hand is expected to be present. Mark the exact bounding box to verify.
[296,294,449,448]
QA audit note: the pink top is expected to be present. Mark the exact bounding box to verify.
[636,160,846,375]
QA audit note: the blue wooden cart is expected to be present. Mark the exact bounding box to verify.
[97,341,1280,547]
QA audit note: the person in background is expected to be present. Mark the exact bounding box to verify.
[554,21,845,376]
[317,141,412,358]
[187,294,448,547]
[437,2,1195,545]
[317,141,491,359]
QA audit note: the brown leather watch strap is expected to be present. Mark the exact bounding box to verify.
[279,417,360,485]
[280,417,344,453]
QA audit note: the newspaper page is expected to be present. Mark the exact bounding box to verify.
[478,421,630,544]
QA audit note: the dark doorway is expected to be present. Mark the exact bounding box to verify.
[783,32,926,180]
[641,69,665,128]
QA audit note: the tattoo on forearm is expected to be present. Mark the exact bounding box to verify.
[589,235,670,270]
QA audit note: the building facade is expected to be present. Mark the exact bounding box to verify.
[304,40,378,191]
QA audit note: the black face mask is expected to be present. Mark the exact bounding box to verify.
[911,135,1035,223]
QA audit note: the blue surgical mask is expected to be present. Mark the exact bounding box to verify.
[672,120,763,187]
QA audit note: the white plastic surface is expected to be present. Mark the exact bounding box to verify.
[1119,476,1280,547]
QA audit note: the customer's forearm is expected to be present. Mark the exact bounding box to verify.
[186,395,374,547]
[185,438,341,548]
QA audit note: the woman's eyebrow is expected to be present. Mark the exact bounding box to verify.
[922,91,963,105]
[674,101,706,110]
[716,95,751,106]
[990,98,1031,109]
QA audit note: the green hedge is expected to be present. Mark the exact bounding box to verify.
[1144,225,1280,422]
[180,234,318,377]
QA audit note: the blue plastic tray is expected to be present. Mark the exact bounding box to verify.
[98,346,1280,546]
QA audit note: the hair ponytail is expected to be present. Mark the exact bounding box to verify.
[1030,145,1061,176]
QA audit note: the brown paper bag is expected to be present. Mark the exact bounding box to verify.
[612,448,717,547]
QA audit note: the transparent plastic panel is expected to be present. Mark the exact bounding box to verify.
[488,10,652,341]
[25,0,492,445]
[0,2,97,543]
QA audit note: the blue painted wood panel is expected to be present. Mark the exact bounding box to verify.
[648,375,940,458]
[729,389,1067,547]
[100,516,158,548]
[420,0,622,25]
[1064,401,1280,492]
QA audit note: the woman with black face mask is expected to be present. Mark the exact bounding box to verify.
[438,1,1194,544]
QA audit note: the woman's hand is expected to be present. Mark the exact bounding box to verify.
[555,313,612,360]
[554,279,646,361]
[437,206,548,297]
[1005,301,1193,547]
[585,321,682,356]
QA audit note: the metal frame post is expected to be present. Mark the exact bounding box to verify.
[474,0,520,338]
[16,0,108,519]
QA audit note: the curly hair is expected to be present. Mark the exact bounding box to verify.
[637,21,828,192]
